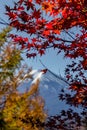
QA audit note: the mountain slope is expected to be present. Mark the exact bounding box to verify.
[39,70,82,116]
[19,69,82,116]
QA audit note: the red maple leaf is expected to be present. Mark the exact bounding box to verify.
[39,50,45,56]
[33,9,41,19]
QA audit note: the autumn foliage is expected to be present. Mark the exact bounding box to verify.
[5,0,87,107]
[0,27,46,129]
[1,0,87,129]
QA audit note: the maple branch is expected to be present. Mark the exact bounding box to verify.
[0,17,9,25]
[64,30,76,41]
[0,21,9,25]
[59,38,75,43]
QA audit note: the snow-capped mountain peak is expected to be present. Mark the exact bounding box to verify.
[19,69,82,116]
[31,69,48,84]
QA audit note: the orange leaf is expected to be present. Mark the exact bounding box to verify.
[53,30,60,34]
[43,30,50,35]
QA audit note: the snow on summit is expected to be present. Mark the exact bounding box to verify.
[30,69,47,84]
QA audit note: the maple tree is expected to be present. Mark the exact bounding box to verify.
[5,0,87,106]
[2,0,87,129]
[0,27,46,129]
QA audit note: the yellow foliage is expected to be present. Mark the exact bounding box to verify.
[0,28,47,130]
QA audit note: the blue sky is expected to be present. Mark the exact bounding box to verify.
[0,0,70,76]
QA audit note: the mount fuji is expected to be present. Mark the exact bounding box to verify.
[19,69,82,116]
